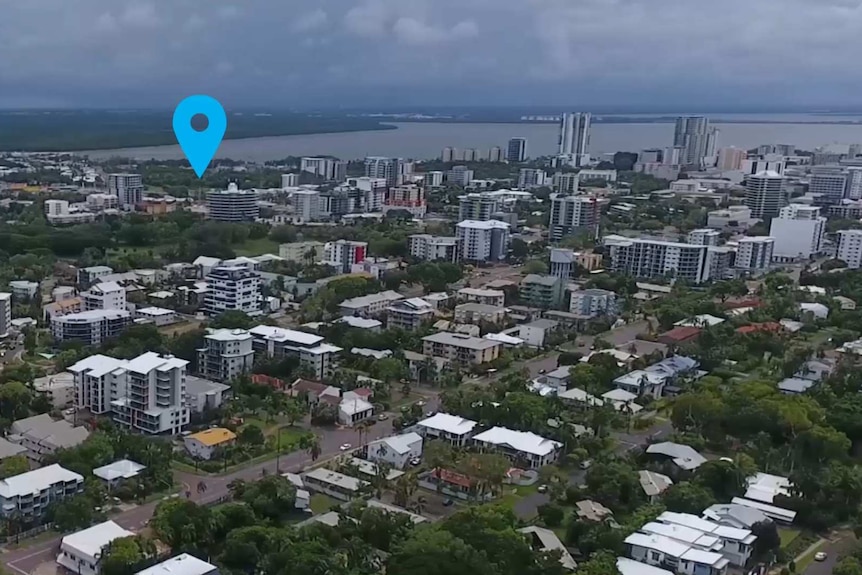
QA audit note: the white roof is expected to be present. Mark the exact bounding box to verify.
[339,290,404,310]
[0,464,82,498]
[137,307,175,316]
[90,281,123,294]
[624,532,691,559]
[205,328,253,342]
[639,470,673,497]
[349,458,404,481]
[249,325,323,346]
[646,442,707,470]
[680,548,729,568]
[616,557,674,575]
[603,388,638,402]
[126,351,187,374]
[518,526,577,570]
[458,287,506,297]
[557,387,604,406]
[658,511,754,543]
[193,256,222,267]
[52,309,130,322]
[304,468,367,491]
[745,472,791,503]
[472,426,562,457]
[457,219,510,230]
[372,432,423,455]
[484,333,524,345]
[417,413,478,436]
[674,314,725,328]
[641,521,720,549]
[68,354,128,378]
[731,497,797,522]
[340,397,374,416]
[134,554,216,575]
[338,316,383,329]
[366,500,428,524]
[93,459,145,481]
[60,521,133,562]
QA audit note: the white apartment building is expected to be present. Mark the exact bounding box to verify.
[458,192,499,221]
[136,555,218,575]
[424,171,445,188]
[472,427,562,469]
[249,325,341,381]
[838,230,862,269]
[300,157,347,181]
[0,292,10,337]
[44,199,69,218]
[197,328,255,382]
[78,265,114,286]
[386,298,435,331]
[291,190,321,223]
[809,167,848,204]
[735,237,775,274]
[72,352,190,434]
[323,240,368,273]
[549,194,601,242]
[364,156,406,186]
[769,204,825,261]
[846,167,862,200]
[203,265,261,317]
[604,235,712,284]
[339,290,404,317]
[9,280,39,299]
[416,413,478,446]
[716,147,747,171]
[384,184,426,217]
[0,464,84,520]
[107,173,143,210]
[408,234,461,263]
[422,332,502,367]
[569,289,618,318]
[51,309,131,345]
[456,220,511,263]
[9,413,90,463]
[457,287,506,307]
[281,173,300,188]
[206,183,260,222]
[745,170,785,218]
[83,281,127,311]
[558,112,591,167]
[518,168,548,189]
[687,229,721,246]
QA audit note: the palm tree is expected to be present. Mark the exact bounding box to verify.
[372,462,393,498]
[393,473,418,507]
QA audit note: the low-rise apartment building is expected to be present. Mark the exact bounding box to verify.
[249,325,341,381]
[457,287,506,307]
[569,288,619,318]
[386,298,435,331]
[454,303,507,325]
[57,521,134,575]
[339,290,404,317]
[50,309,131,345]
[422,332,502,366]
[9,414,90,462]
[415,413,478,446]
[471,427,562,469]
[0,464,84,520]
[408,235,461,263]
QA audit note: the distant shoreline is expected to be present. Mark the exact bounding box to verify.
[383,117,862,126]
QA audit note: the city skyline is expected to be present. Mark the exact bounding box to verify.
[4,1,862,109]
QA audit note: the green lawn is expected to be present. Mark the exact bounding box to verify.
[310,494,337,514]
[233,237,280,256]
[274,426,310,450]
[779,526,801,549]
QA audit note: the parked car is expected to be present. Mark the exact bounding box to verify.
[814,552,827,562]
[339,443,352,451]
[377,413,389,421]
[537,484,548,493]
[442,498,454,507]
[410,458,421,466]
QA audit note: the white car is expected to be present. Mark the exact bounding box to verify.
[814,552,827,562]
[339,443,352,451]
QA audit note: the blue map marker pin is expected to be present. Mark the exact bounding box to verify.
[172,95,227,178]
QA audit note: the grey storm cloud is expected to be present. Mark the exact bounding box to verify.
[2,0,862,108]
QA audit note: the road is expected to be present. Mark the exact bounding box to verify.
[3,395,440,575]
[803,532,857,575]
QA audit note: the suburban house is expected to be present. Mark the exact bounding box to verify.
[303,468,368,501]
[471,427,562,469]
[415,413,478,446]
[639,470,674,503]
[338,395,374,427]
[646,442,707,472]
[530,365,573,394]
[613,356,700,398]
[92,459,145,488]
[57,521,134,575]
[576,500,614,522]
[702,504,770,530]
[655,512,757,567]
[135,555,219,575]
[419,467,491,501]
[624,532,729,575]
[517,526,577,571]
[183,428,237,460]
[366,432,423,469]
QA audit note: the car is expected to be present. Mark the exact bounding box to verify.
[579,459,593,470]
[410,458,421,466]
[424,410,437,418]
[339,443,352,451]
[538,369,546,374]
[377,413,389,421]
[416,400,427,407]
[442,498,454,507]
[537,484,548,493]
[814,552,828,562]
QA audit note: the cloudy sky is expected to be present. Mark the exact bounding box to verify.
[2,0,862,109]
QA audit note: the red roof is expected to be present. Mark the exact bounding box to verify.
[351,387,373,399]
[252,374,286,389]
[723,297,763,310]
[659,326,702,343]
[736,322,782,335]
[433,468,475,488]
[290,378,328,395]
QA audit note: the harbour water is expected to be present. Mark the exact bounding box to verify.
[82,116,862,163]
